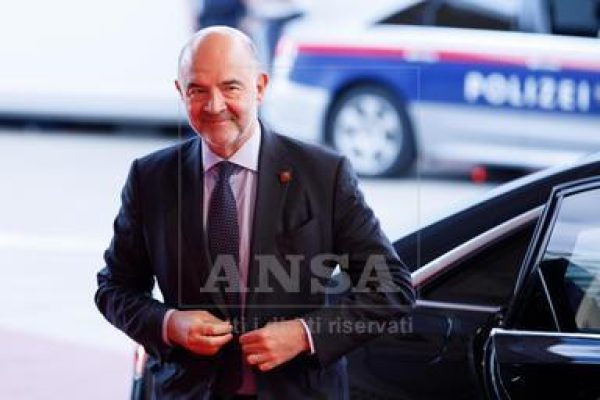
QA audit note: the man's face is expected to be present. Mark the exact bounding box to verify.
[176,34,268,155]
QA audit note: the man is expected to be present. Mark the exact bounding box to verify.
[95,26,414,400]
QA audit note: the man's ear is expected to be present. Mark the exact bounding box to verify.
[256,72,269,103]
[175,80,184,99]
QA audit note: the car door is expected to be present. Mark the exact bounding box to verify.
[485,178,600,399]
[348,206,541,400]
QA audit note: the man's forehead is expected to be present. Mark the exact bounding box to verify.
[178,30,260,82]
[180,51,257,82]
[181,63,257,84]
[188,60,257,73]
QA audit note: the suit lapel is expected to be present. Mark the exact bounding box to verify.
[246,125,291,314]
[179,138,228,316]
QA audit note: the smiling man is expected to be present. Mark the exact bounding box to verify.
[175,29,264,159]
[95,26,415,400]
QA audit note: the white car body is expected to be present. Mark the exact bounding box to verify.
[262,0,600,175]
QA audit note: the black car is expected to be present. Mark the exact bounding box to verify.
[349,155,600,399]
[132,154,600,399]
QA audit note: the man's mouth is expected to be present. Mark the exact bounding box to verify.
[204,118,230,125]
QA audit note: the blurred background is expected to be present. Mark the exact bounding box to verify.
[0,0,598,398]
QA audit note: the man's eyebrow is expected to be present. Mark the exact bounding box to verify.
[221,79,245,87]
[185,80,245,89]
[186,82,204,89]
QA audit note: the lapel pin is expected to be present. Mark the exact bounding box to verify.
[278,169,292,184]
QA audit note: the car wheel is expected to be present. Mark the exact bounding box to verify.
[326,85,415,177]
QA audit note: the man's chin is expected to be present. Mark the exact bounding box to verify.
[200,130,245,153]
[200,126,237,141]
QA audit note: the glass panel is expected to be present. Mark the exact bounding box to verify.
[422,222,535,305]
[379,2,428,25]
[514,270,558,331]
[549,0,600,37]
[540,187,600,333]
[433,4,513,31]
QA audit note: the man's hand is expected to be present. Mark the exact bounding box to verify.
[167,310,233,356]
[239,319,310,372]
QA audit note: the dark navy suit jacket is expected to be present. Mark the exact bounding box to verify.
[95,125,415,399]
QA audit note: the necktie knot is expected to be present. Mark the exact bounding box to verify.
[216,161,236,182]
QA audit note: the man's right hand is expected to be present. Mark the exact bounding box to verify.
[166,310,233,355]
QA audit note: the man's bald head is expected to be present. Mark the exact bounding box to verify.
[177,26,262,86]
[174,26,269,159]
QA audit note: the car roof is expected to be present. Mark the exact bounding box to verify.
[394,153,600,271]
[282,0,598,68]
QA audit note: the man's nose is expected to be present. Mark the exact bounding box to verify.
[204,89,226,114]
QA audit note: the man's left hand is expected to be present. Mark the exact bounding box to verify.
[239,319,310,371]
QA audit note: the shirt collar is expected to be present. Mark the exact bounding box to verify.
[201,123,261,173]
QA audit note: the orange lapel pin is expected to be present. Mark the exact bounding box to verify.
[278,169,292,184]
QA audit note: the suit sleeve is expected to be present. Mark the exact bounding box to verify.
[305,157,416,367]
[94,160,172,361]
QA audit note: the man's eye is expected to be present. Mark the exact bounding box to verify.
[226,85,241,92]
[187,88,205,97]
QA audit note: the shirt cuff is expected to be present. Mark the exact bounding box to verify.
[298,318,316,355]
[162,309,176,346]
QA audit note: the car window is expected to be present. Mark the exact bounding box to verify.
[538,187,600,333]
[378,2,428,25]
[432,3,513,31]
[379,0,514,31]
[421,221,536,306]
[513,270,559,331]
[548,0,600,37]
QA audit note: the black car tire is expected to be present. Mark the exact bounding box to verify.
[326,85,416,177]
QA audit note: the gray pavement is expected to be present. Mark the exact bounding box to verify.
[0,128,493,399]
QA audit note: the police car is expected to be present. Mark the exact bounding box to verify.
[262,0,600,176]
